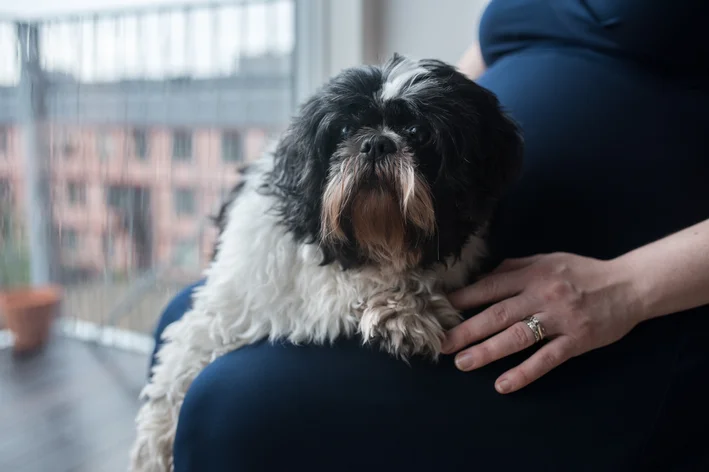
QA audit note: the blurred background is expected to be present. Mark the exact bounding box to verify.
[0,1,488,470]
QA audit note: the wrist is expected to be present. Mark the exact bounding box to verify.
[604,218,709,325]
[604,255,655,325]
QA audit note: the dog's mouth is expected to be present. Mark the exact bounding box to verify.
[354,157,395,188]
[321,153,436,271]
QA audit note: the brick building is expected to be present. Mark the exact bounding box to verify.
[0,54,292,281]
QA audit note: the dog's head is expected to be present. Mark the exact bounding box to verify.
[267,53,523,272]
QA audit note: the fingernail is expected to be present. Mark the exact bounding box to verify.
[454,353,474,371]
[496,378,511,394]
[440,338,452,354]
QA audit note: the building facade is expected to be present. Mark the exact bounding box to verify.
[0,55,292,281]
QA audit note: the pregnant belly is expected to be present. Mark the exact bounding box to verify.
[476,48,709,259]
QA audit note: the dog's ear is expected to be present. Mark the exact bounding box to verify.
[266,95,331,246]
[476,90,524,199]
[411,59,524,200]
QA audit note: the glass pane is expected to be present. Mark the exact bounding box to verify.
[1,0,295,340]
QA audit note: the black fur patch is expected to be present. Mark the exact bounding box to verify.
[210,165,250,260]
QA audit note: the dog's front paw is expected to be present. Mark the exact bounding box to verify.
[359,291,461,361]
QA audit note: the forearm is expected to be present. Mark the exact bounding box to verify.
[612,218,709,322]
[457,42,486,81]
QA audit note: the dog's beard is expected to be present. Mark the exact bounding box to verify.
[321,150,436,272]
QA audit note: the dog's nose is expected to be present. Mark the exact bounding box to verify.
[361,135,397,160]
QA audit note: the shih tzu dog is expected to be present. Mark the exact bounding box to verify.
[129,53,523,471]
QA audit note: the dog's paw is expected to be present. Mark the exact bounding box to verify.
[359,291,462,362]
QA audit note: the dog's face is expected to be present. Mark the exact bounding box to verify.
[267,54,523,272]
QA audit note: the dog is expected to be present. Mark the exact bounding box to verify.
[128,53,523,471]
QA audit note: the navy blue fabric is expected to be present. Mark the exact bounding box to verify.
[152,2,709,470]
[149,279,206,376]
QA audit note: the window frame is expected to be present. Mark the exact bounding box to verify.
[172,129,193,162]
[133,128,149,160]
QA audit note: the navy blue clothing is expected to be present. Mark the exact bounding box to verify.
[153,2,709,470]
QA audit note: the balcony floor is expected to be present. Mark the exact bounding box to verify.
[0,335,149,472]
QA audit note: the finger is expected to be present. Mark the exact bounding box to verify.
[448,268,530,310]
[441,295,536,354]
[494,337,575,394]
[490,255,543,275]
[453,315,547,371]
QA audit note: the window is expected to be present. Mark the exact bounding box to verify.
[56,129,77,158]
[174,239,200,269]
[106,186,126,208]
[67,182,87,206]
[221,131,244,163]
[0,127,7,155]
[0,179,9,240]
[97,131,113,160]
[133,128,149,160]
[174,188,196,216]
[172,130,192,161]
[62,229,78,251]
[102,233,115,258]
[0,179,9,200]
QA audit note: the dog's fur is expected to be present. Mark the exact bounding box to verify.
[129,54,523,471]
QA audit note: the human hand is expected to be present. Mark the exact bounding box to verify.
[441,252,644,394]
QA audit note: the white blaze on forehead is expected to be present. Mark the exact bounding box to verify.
[381,57,429,101]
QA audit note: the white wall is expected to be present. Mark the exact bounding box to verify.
[295,0,491,102]
[373,0,490,65]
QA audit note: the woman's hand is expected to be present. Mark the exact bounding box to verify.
[441,252,644,394]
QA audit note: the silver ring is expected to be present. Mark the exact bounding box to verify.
[523,315,546,343]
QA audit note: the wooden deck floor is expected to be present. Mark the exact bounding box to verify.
[0,336,149,472]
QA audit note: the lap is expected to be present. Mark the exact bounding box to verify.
[154,282,706,472]
[172,335,654,471]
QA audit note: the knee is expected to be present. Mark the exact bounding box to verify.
[172,352,264,471]
[173,362,226,471]
[171,342,322,471]
[150,280,205,372]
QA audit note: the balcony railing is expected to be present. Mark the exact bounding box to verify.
[0,0,295,351]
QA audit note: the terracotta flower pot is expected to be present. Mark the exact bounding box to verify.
[0,285,62,354]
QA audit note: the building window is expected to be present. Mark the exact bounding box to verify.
[102,233,115,258]
[174,188,196,216]
[67,182,87,206]
[133,128,149,160]
[221,131,243,163]
[0,127,7,155]
[55,129,77,158]
[62,229,78,251]
[97,131,113,160]
[172,130,192,162]
[174,239,200,270]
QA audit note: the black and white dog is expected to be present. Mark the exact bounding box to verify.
[129,53,523,471]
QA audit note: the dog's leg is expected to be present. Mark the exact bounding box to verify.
[129,316,208,472]
[358,282,462,361]
[128,308,252,472]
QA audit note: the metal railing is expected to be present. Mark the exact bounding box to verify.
[0,1,295,342]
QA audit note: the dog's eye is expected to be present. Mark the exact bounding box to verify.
[340,125,351,139]
[406,125,430,144]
